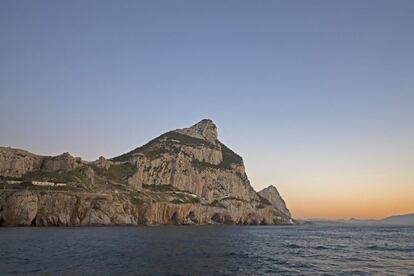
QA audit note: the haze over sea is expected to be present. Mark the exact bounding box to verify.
[1,224,413,275]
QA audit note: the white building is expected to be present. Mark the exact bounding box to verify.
[31,181,55,187]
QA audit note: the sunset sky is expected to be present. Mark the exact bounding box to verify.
[1,0,413,219]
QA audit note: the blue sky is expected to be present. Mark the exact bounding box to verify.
[1,0,413,218]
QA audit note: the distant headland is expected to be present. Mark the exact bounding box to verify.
[0,119,293,226]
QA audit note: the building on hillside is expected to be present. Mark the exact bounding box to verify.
[31,181,55,187]
[6,180,23,185]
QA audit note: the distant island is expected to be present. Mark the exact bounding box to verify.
[347,213,414,226]
[299,213,414,226]
[380,213,414,225]
[0,119,293,226]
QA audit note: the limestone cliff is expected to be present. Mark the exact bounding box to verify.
[0,119,293,226]
[0,147,44,177]
[0,147,83,177]
[258,185,292,218]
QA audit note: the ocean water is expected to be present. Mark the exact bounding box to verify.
[0,224,413,275]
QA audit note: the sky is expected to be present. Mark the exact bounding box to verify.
[0,0,413,219]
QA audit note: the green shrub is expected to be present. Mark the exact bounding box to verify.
[220,142,243,167]
[128,192,145,207]
[162,131,217,149]
[142,184,177,192]
[21,167,90,184]
[93,163,136,184]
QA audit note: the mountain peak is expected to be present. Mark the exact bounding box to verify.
[263,185,280,196]
[176,119,218,143]
[194,118,214,126]
[258,185,291,218]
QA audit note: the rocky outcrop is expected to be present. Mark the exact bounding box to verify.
[175,119,218,144]
[41,152,83,171]
[258,185,291,218]
[0,191,137,226]
[117,120,258,204]
[0,119,294,226]
[0,190,38,226]
[94,156,112,170]
[0,148,83,177]
[0,147,44,177]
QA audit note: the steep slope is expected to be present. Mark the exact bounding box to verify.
[0,119,293,226]
[258,185,292,218]
[113,119,259,203]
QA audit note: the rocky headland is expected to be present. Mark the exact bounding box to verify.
[0,119,293,226]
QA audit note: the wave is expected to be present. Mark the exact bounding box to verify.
[284,244,302,249]
[366,245,414,253]
[314,245,329,250]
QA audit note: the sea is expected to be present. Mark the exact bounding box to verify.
[0,224,413,275]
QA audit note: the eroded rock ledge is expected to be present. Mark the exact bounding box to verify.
[0,190,292,226]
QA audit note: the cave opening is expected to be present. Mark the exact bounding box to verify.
[31,216,37,226]
[186,211,197,224]
[171,212,180,225]
[211,213,223,223]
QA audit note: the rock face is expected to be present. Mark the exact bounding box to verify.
[175,119,218,144]
[0,147,44,177]
[0,119,293,226]
[41,152,83,171]
[0,148,83,177]
[0,190,289,226]
[258,185,292,218]
[0,190,38,226]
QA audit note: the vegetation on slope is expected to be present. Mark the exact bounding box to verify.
[142,184,177,192]
[191,142,244,171]
[219,142,243,166]
[129,185,201,205]
[112,131,217,162]
[128,191,146,207]
[7,162,136,192]
[20,167,90,184]
[92,163,136,184]
[111,128,244,174]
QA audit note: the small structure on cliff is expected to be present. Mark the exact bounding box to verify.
[31,181,55,187]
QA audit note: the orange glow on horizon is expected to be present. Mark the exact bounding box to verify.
[253,166,414,220]
[287,197,414,220]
